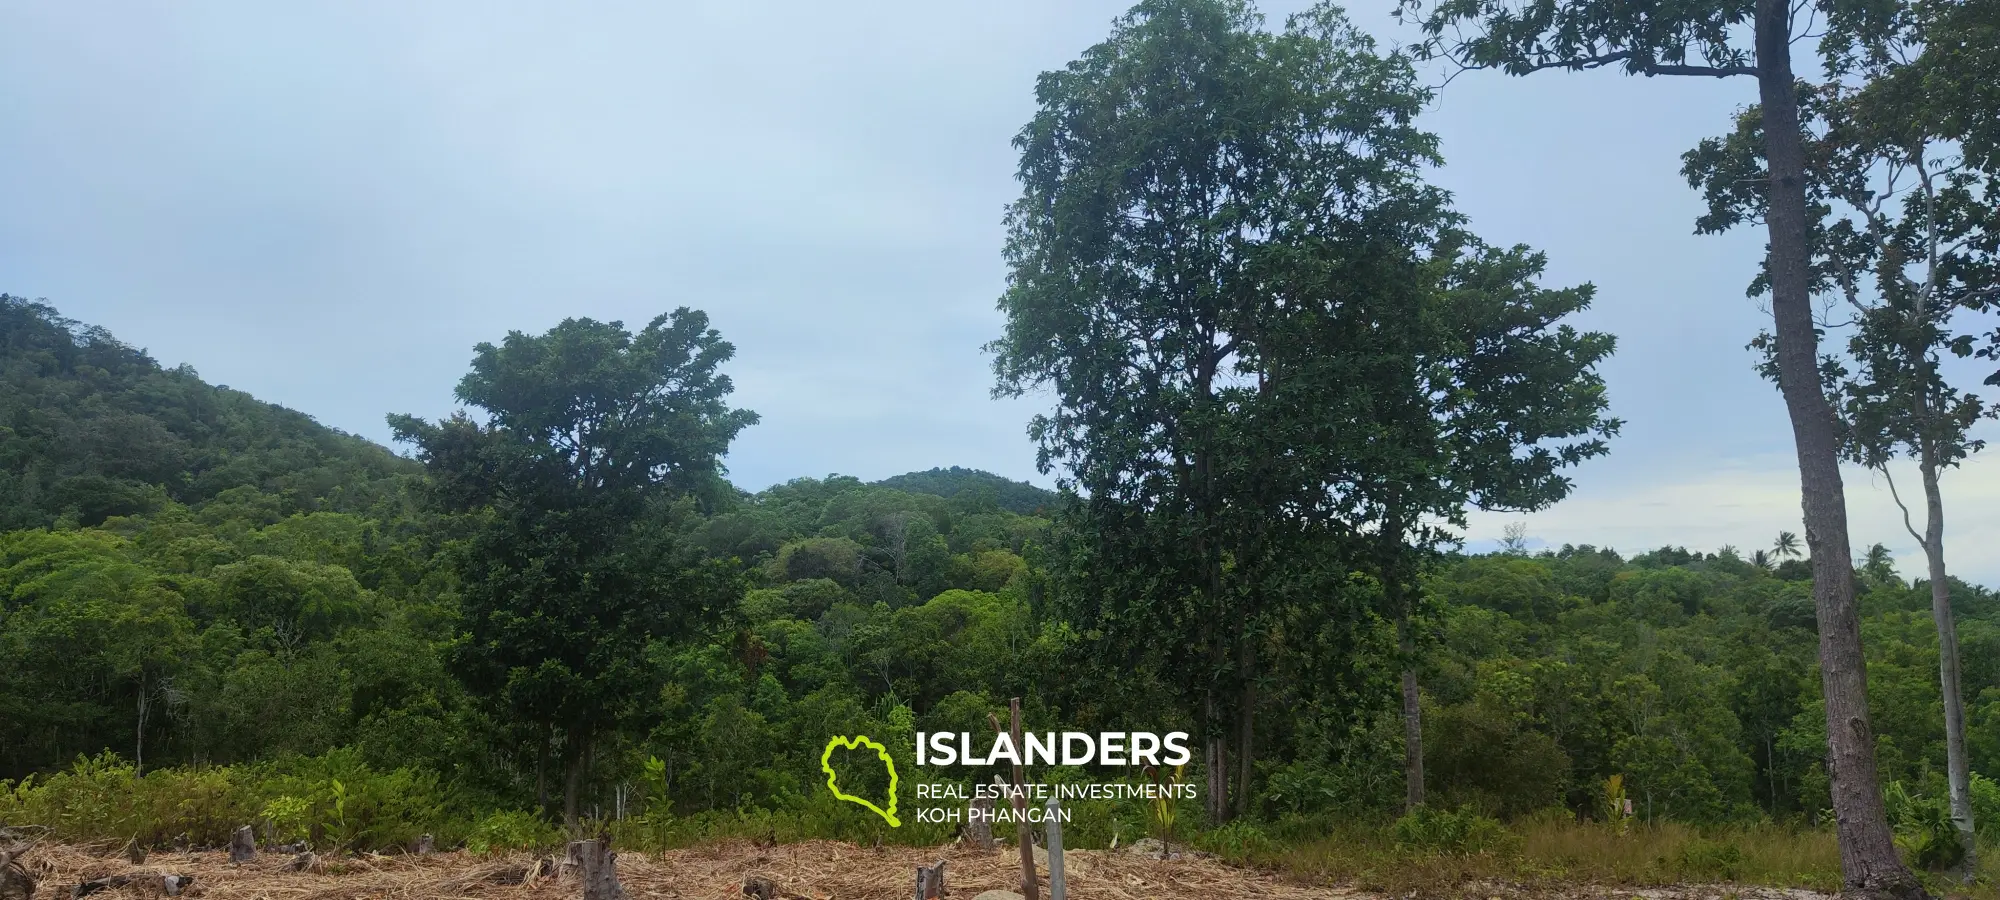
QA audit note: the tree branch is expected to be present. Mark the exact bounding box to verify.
[1501,51,1757,78]
[1878,464,1929,551]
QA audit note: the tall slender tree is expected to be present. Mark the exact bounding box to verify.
[1684,28,2000,871]
[1393,0,1926,893]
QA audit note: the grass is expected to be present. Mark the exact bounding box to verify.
[1226,816,2000,899]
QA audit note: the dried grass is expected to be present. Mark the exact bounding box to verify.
[14,839,1357,900]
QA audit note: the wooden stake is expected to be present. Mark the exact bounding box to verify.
[1010,697,1038,900]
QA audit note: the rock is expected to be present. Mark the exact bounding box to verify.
[971,892,1026,900]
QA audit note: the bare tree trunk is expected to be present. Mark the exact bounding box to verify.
[536,728,551,814]
[136,671,149,777]
[1397,611,1424,811]
[1204,736,1228,823]
[563,738,588,829]
[1235,635,1255,820]
[1383,504,1423,812]
[1919,458,1978,877]
[1754,2,1923,896]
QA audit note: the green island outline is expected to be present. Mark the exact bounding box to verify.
[819,735,901,827]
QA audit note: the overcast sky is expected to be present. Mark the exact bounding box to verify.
[3,1,1995,584]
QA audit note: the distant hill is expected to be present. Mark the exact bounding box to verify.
[872,466,1057,515]
[0,295,414,529]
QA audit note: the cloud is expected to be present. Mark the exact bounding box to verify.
[1467,448,2000,587]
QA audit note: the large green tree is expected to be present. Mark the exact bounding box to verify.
[390,309,756,824]
[1273,233,1619,810]
[1392,0,1929,892]
[989,0,1454,820]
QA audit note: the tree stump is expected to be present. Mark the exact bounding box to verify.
[228,825,256,863]
[412,834,434,856]
[567,839,624,900]
[0,843,34,900]
[966,796,995,850]
[914,859,947,900]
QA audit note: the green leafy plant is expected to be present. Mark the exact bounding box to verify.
[465,810,560,855]
[1391,805,1517,856]
[1882,781,1964,872]
[1603,774,1631,836]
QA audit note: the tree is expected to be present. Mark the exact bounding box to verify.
[1774,530,1803,560]
[1392,0,1926,892]
[1683,28,2000,870]
[990,0,1454,820]
[389,309,756,825]
[1268,233,1618,810]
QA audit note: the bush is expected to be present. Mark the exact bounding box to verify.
[1197,820,1277,861]
[465,810,561,854]
[0,748,450,852]
[1391,805,1518,855]
[1677,837,1745,880]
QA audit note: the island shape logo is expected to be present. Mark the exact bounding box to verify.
[820,735,900,827]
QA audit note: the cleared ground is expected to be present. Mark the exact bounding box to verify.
[10,840,1850,900]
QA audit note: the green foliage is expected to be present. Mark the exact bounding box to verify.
[1391,805,1517,855]
[1884,780,1968,871]
[464,810,561,854]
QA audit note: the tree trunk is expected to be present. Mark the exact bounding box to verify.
[563,738,588,828]
[1204,736,1228,823]
[536,728,551,814]
[1398,611,1424,812]
[1235,634,1255,820]
[229,825,256,863]
[1919,457,1978,877]
[1383,505,1423,812]
[1753,1,1923,896]
[135,672,149,778]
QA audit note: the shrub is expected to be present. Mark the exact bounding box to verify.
[1197,820,1277,861]
[465,810,561,854]
[1677,837,1745,880]
[1391,805,1517,855]
[1883,780,1965,872]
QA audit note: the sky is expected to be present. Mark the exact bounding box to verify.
[2,1,1996,585]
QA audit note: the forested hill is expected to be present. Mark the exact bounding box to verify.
[5,297,1999,859]
[0,295,414,530]
[872,466,1055,514]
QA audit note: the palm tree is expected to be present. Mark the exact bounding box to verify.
[1751,549,1775,572]
[1773,530,1803,560]
[1862,543,1898,584]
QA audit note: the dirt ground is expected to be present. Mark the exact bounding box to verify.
[10,840,1844,900]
